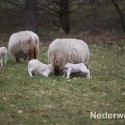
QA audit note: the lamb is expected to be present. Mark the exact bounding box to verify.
[8,30,39,63]
[0,47,8,67]
[63,63,90,79]
[28,59,53,77]
[47,38,90,76]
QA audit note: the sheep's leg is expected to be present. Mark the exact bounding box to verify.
[81,69,90,79]
[26,52,31,63]
[2,56,6,66]
[0,59,3,67]
[67,72,71,78]
[28,68,33,77]
[34,49,36,59]
[66,68,72,78]
[42,72,48,77]
[24,58,26,63]
[86,71,90,79]
[34,53,36,59]
[4,57,7,65]
[63,72,66,77]
[30,48,35,60]
[16,57,20,63]
[27,55,30,62]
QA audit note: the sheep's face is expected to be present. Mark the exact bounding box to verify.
[54,66,59,76]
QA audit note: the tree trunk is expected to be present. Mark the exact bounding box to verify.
[111,0,125,33]
[25,0,38,33]
[59,0,70,34]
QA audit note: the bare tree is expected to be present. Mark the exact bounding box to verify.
[38,0,71,34]
[25,0,38,33]
[2,0,84,34]
[111,0,125,32]
[59,0,70,34]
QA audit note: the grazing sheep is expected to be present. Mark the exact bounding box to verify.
[47,38,90,76]
[0,47,7,67]
[63,63,90,79]
[8,30,39,62]
[28,59,53,77]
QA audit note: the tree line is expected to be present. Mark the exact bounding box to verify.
[1,0,125,34]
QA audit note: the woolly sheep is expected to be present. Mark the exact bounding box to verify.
[47,38,90,76]
[0,47,7,67]
[28,59,53,77]
[8,30,39,62]
[63,63,90,79]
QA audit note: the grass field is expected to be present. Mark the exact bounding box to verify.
[0,42,125,125]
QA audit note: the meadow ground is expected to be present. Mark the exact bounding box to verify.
[0,42,125,125]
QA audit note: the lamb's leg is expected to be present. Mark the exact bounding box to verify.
[42,73,48,77]
[28,68,33,77]
[86,70,90,79]
[66,68,72,78]
[63,72,66,77]
[4,57,7,65]
[3,56,7,66]
[0,59,3,67]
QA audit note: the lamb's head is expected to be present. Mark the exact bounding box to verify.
[85,64,89,69]
[63,63,71,76]
[48,64,54,74]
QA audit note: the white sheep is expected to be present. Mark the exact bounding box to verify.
[47,38,90,76]
[0,47,8,67]
[8,30,39,62]
[28,59,53,77]
[64,63,90,79]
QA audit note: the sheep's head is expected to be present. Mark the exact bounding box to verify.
[54,65,60,76]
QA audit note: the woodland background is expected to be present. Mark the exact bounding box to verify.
[0,0,125,44]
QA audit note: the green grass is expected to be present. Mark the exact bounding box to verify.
[0,43,125,125]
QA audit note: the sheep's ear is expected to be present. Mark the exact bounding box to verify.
[85,64,89,69]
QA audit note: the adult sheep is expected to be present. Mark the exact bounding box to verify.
[47,38,90,76]
[8,30,39,62]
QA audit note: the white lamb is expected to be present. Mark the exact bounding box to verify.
[28,59,53,77]
[0,47,8,67]
[63,63,90,79]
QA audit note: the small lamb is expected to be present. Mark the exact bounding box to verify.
[63,63,90,79]
[0,47,8,67]
[28,59,53,77]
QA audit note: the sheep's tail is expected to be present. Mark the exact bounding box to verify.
[26,37,39,61]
